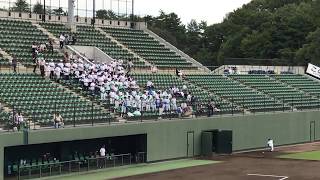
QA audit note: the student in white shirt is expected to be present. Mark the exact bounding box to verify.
[49,61,55,79]
[171,97,177,111]
[44,63,51,78]
[38,58,46,77]
[54,66,62,80]
[89,82,96,94]
[146,79,154,90]
[162,96,170,112]
[83,77,89,90]
[59,34,65,49]
[121,97,127,117]
[99,145,106,168]
[63,66,70,80]
[100,86,107,101]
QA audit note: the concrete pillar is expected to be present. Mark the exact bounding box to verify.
[0,147,3,180]
[67,0,76,32]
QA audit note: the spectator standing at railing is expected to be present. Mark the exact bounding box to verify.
[14,112,24,131]
[99,145,106,168]
[53,112,64,129]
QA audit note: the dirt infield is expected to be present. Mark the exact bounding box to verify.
[117,142,320,180]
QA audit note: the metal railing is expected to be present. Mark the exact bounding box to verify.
[1,94,320,133]
[14,152,146,180]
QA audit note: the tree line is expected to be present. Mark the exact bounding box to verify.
[146,0,320,67]
[8,0,66,15]
[10,0,320,66]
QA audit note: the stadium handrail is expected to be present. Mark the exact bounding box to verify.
[66,45,93,65]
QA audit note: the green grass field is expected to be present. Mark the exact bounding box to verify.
[38,159,219,180]
[278,150,320,161]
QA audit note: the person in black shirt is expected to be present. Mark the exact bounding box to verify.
[48,39,54,55]
[33,51,38,73]
[11,56,17,73]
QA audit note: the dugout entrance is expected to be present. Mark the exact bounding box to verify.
[4,134,147,179]
[201,130,233,156]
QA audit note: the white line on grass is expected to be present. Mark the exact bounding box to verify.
[247,173,289,180]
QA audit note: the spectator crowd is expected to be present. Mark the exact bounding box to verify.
[39,55,202,119]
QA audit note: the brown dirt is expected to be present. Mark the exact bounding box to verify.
[115,142,320,180]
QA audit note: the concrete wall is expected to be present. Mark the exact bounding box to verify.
[0,111,320,179]
[0,10,144,29]
[70,46,113,64]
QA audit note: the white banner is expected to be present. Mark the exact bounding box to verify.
[306,63,320,79]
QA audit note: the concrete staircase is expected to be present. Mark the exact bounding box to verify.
[32,22,65,55]
[32,23,59,44]
[95,27,151,67]
[144,29,210,73]
[51,79,115,117]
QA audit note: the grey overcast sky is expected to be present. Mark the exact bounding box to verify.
[23,0,252,25]
[135,0,252,24]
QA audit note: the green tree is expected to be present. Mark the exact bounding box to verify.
[96,10,117,20]
[52,7,66,16]
[11,0,29,12]
[141,0,320,67]
[33,2,43,14]
[295,28,320,65]
[147,10,186,49]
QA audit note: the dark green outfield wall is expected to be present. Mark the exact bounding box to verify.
[1,111,320,179]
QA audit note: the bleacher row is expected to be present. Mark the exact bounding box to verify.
[0,73,113,127]
[39,22,146,68]
[0,19,197,70]
[39,22,196,69]
[0,73,320,127]
[0,19,320,127]
[0,19,64,66]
